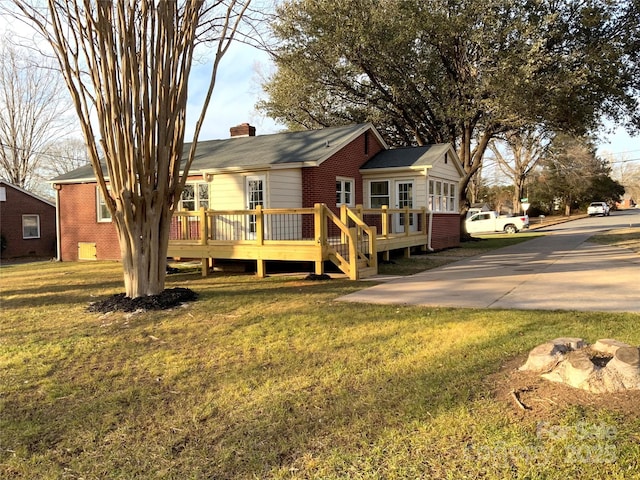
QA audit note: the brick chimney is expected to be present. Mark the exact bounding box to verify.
[230,123,256,138]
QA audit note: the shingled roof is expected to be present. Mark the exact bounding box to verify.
[51,123,388,183]
[360,144,452,170]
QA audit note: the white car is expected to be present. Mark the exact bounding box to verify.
[587,202,610,216]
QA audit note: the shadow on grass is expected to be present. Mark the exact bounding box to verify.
[0,307,569,478]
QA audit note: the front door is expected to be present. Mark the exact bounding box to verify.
[246,175,265,239]
[395,180,415,233]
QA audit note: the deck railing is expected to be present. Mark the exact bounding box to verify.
[168,204,430,279]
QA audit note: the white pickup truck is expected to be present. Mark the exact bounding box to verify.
[465,211,529,234]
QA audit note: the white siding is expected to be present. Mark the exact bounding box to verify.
[429,147,462,182]
[269,169,302,208]
[266,168,303,239]
[208,169,303,240]
[210,173,245,209]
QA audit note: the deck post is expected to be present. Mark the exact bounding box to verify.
[200,207,208,277]
[181,210,189,240]
[256,205,264,245]
[348,227,358,280]
[369,226,378,272]
[404,207,410,237]
[314,203,326,275]
[256,259,266,278]
[381,206,389,238]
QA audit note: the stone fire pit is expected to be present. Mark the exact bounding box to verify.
[519,338,640,393]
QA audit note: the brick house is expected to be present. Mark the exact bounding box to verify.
[0,181,57,259]
[51,123,463,261]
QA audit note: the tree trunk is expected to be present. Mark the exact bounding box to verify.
[114,200,173,298]
[514,176,525,215]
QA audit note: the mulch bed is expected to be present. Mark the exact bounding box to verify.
[87,287,198,313]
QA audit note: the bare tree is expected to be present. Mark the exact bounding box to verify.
[610,156,640,203]
[489,129,553,214]
[0,40,74,190]
[39,138,91,179]
[8,0,251,298]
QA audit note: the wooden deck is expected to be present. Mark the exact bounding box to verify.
[167,204,434,280]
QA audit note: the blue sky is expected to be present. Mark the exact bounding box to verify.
[185,42,282,141]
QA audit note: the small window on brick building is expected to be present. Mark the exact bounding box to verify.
[364,131,369,155]
[336,177,354,207]
[22,215,40,239]
[96,186,112,222]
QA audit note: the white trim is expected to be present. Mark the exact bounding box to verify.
[368,179,390,208]
[179,181,210,211]
[96,186,112,222]
[336,176,355,207]
[428,178,459,213]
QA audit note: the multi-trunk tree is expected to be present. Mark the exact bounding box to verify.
[259,0,639,232]
[8,0,251,298]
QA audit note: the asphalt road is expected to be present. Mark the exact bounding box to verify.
[337,209,640,312]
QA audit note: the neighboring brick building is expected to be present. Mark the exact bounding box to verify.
[0,181,57,259]
[52,123,463,261]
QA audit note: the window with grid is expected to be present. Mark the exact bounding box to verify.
[336,178,354,206]
[429,180,457,212]
[369,180,389,208]
[180,183,209,211]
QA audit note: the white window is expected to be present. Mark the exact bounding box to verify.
[22,215,40,239]
[448,182,457,211]
[369,180,390,208]
[336,177,354,206]
[180,182,209,211]
[429,180,457,212]
[96,186,112,222]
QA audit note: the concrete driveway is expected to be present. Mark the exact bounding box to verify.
[337,210,640,312]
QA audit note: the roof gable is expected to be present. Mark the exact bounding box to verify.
[361,143,464,176]
[0,180,55,207]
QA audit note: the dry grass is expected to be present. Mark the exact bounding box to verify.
[590,226,640,254]
[1,258,639,479]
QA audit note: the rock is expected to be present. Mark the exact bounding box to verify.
[519,342,569,373]
[592,339,632,356]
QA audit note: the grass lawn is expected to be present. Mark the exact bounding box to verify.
[1,234,639,479]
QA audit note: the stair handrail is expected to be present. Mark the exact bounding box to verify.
[342,205,377,271]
